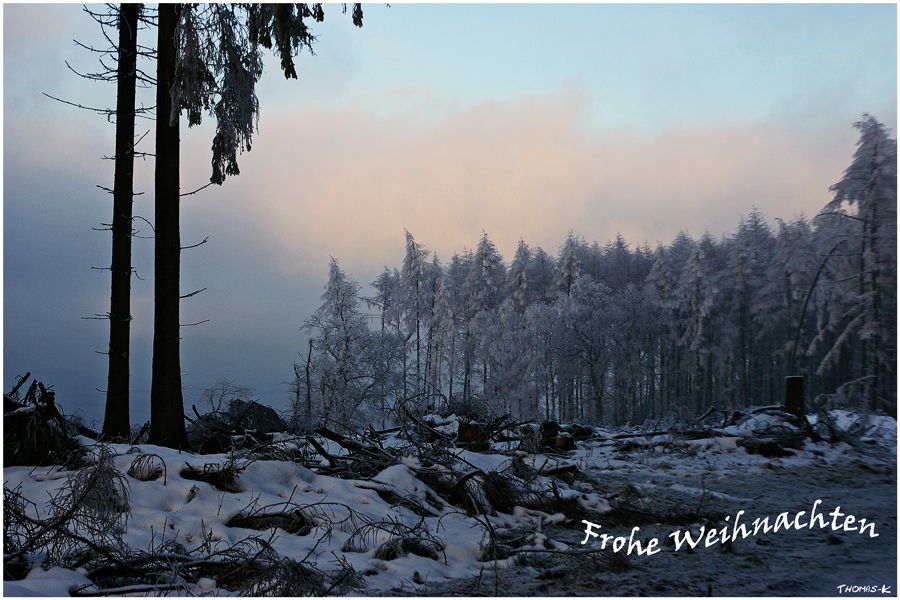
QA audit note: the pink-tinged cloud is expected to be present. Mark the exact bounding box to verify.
[179,84,857,278]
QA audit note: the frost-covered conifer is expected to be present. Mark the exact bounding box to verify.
[556,233,581,296]
[528,246,559,305]
[506,239,531,311]
[466,232,507,313]
[673,243,717,412]
[400,231,431,398]
[813,116,897,412]
[303,259,376,429]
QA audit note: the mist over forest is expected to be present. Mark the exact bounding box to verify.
[293,116,897,432]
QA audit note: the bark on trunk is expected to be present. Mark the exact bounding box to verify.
[102,3,140,440]
[149,3,188,449]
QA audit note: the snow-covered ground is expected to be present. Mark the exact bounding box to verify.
[4,409,896,596]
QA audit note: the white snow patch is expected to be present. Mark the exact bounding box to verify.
[4,566,93,597]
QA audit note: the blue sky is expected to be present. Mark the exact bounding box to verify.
[353,4,895,130]
[3,2,897,426]
[246,4,898,123]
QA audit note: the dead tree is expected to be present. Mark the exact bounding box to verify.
[148,2,188,448]
[48,5,156,440]
[103,3,142,440]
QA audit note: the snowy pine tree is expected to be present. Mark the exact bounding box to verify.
[813,115,897,413]
[302,259,377,430]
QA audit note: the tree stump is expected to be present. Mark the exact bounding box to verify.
[784,376,805,419]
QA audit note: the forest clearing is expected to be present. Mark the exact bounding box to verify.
[4,388,896,596]
[4,5,896,597]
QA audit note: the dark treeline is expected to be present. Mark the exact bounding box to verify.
[292,116,896,430]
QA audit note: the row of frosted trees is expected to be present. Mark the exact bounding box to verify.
[294,116,896,430]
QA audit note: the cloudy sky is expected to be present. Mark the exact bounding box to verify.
[3,2,897,426]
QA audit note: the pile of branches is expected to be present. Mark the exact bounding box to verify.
[304,426,400,479]
[728,405,818,458]
[342,516,445,563]
[480,469,575,517]
[409,445,586,522]
[65,532,362,596]
[4,446,129,581]
[604,405,814,457]
[187,399,288,454]
[809,409,887,446]
[3,443,366,596]
[402,406,537,454]
[71,533,364,596]
[4,373,83,468]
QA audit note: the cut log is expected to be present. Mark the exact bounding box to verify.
[784,376,805,419]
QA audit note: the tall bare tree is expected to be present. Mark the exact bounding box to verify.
[48,5,154,439]
[102,3,143,440]
[148,3,187,447]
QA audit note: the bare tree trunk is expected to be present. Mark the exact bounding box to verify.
[868,199,880,412]
[447,340,454,402]
[102,3,140,440]
[305,338,313,420]
[415,280,421,396]
[463,330,470,402]
[149,3,188,449]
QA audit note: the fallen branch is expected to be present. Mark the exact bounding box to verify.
[315,427,392,460]
[698,406,718,421]
[540,463,577,477]
[71,582,188,597]
[612,429,736,441]
[306,435,339,468]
